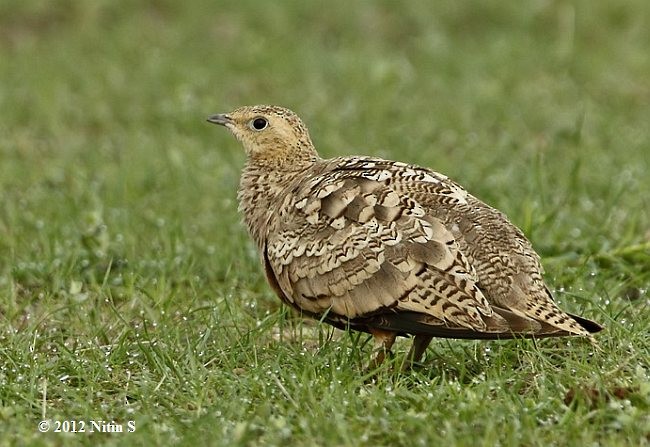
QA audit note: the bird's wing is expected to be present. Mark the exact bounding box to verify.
[357,159,596,338]
[265,157,518,334]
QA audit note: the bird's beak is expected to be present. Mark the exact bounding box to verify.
[206,114,232,126]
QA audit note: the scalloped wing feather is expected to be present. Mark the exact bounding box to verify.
[266,158,514,334]
[263,156,597,339]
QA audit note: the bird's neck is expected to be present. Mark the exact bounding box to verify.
[237,153,319,250]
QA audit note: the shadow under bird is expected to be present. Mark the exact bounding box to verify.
[207,105,603,369]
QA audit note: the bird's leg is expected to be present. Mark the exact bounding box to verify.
[366,328,397,370]
[402,334,433,371]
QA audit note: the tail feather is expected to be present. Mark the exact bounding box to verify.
[568,313,604,334]
[355,309,602,340]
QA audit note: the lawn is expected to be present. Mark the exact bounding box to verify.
[1,0,648,445]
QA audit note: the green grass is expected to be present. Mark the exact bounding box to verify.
[1,0,649,445]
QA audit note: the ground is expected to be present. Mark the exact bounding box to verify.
[0,1,648,446]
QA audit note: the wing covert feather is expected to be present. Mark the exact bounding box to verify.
[265,158,507,333]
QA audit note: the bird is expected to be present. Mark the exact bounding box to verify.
[207,105,603,369]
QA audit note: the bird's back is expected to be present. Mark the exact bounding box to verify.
[261,155,600,339]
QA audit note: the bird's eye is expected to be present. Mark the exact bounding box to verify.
[250,117,268,131]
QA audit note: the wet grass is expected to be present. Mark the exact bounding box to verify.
[1,0,649,445]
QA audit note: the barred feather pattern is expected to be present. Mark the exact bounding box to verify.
[259,156,590,337]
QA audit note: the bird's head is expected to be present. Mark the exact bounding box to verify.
[207,105,317,164]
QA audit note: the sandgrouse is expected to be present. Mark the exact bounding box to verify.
[208,105,602,368]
